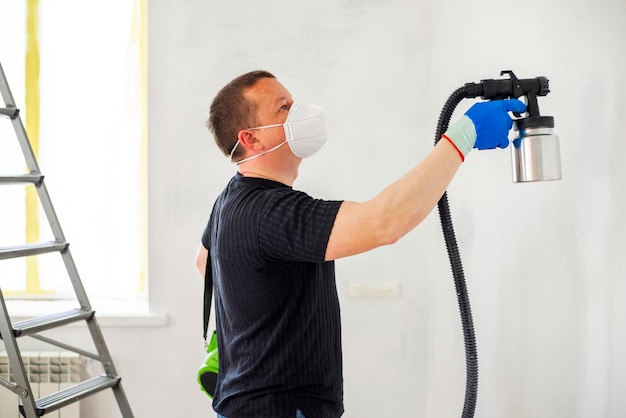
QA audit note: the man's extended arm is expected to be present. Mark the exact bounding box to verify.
[325,99,526,261]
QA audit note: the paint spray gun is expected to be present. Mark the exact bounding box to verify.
[434,70,561,418]
[464,70,562,182]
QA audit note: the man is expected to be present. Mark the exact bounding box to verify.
[196,70,525,418]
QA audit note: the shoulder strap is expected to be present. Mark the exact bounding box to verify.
[203,194,222,342]
[203,247,213,342]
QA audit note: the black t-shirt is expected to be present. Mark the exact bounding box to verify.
[202,173,344,418]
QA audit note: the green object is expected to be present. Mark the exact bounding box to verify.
[198,330,219,399]
[443,115,475,158]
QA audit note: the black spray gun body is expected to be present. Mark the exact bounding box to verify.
[465,70,562,182]
[433,71,560,418]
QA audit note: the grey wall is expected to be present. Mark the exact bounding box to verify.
[30,0,626,417]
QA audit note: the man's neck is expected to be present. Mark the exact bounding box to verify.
[238,166,297,186]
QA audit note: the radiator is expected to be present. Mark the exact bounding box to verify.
[0,351,83,418]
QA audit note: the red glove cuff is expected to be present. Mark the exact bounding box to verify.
[442,134,465,162]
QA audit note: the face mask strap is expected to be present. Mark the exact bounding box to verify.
[229,122,286,161]
[247,122,284,130]
[232,140,288,165]
[229,140,240,159]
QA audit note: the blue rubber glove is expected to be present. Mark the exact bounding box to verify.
[467,99,526,150]
[443,99,527,161]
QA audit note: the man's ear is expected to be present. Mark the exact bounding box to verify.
[237,130,264,151]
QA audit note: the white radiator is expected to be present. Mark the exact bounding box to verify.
[0,351,83,418]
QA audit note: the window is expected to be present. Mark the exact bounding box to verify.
[0,0,147,302]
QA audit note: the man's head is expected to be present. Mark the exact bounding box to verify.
[207,71,325,185]
[206,70,276,160]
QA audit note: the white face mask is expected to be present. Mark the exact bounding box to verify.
[230,101,327,164]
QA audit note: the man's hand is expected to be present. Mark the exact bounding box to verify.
[467,99,527,150]
[442,99,527,160]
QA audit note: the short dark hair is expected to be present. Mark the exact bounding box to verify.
[206,70,276,158]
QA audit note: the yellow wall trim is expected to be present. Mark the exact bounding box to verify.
[25,0,42,293]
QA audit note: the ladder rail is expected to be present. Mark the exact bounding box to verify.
[85,315,134,416]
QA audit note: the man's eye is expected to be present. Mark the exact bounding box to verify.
[279,105,289,111]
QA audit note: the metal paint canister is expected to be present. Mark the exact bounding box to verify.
[511,116,561,183]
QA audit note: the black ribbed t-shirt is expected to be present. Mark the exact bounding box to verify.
[201,173,344,418]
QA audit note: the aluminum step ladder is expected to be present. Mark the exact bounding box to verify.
[0,61,134,417]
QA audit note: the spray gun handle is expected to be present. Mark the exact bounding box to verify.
[501,71,525,118]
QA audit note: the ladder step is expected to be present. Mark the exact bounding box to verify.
[19,375,121,417]
[0,106,19,119]
[6,309,95,338]
[0,174,44,185]
[0,241,68,260]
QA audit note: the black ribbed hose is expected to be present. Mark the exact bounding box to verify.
[433,86,478,418]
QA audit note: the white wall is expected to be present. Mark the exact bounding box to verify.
[19,0,626,417]
[428,1,626,417]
